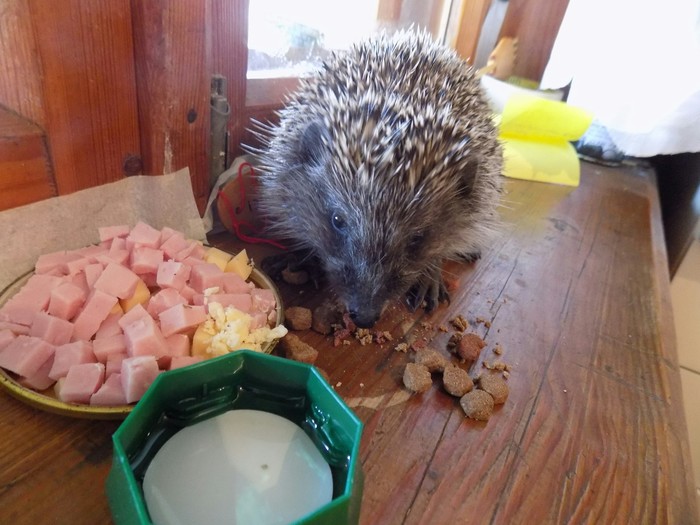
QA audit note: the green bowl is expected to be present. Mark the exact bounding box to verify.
[105,350,363,524]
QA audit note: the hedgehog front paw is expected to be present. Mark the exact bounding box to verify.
[260,249,324,288]
[406,268,450,313]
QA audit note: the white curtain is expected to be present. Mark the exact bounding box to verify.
[541,0,700,157]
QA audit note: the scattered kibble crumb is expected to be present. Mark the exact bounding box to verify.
[395,342,409,353]
[450,314,469,332]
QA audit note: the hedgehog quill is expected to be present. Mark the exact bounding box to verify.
[252,30,503,328]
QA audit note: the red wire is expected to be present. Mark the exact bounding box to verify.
[217,163,287,250]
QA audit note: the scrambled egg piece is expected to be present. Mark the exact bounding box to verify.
[194,301,287,357]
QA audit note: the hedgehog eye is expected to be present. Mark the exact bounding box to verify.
[331,212,347,232]
[408,232,424,253]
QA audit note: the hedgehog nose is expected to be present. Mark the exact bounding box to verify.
[349,309,380,329]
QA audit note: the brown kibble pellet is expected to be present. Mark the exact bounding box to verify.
[403,363,433,393]
[477,373,509,404]
[413,348,449,373]
[457,333,486,362]
[281,266,309,285]
[285,306,313,330]
[459,389,494,421]
[442,365,474,397]
[279,333,319,364]
[312,303,340,335]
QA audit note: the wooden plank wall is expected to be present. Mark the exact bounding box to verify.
[0,0,566,214]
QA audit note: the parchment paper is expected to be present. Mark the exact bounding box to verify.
[0,168,206,291]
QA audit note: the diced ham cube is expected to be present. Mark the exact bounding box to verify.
[0,329,17,350]
[68,271,90,297]
[18,353,56,391]
[140,273,158,288]
[49,341,96,380]
[156,260,191,290]
[159,232,189,259]
[0,335,54,377]
[121,356,160,403]
[47,282,87,321]
[105,353,127,377]
[58,362,105,404]
[221,272,254,294]
[90,373,128,406]
[250,288,276,314]
[34,251,80,275]
[0,321,29,335]
[71,290,118,342]
[122,315,169,358]
[64,256,91,276]
[93,334,127,363]
[250,312,270,330]
[127,221,162,249]
[95,312,124,339]
[188,263,225,293]
[158,333,191,369]
[30,311,74,345]
[75,244,109,263]
[0,274,63,325]
[96,250,130,267]
[93,262,140,300]
[169,356,204,370]
[84,263,104,288]
[131,247,164,275]
[158,304,207,338]
[99,225,130,242]
[118,303,151,331]
[204,294,252,313]
[146,288,187,319]
[110,236,127,253]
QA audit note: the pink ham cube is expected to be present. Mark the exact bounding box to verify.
[93,262,140,300]
[64,256,91,276]
[90,373,128,406]
[34,250,80,275]
[99,225,130,242]
[158,304,207,338]
[251,288,276,314]
[159,231,189,259]
[93,334,127,363]
[158,333,190,369]
[57,362,105,404]
[250,312,270,330]
[71,289,118,342]
[0,329,17,350]
[131,247,164,275]
[49,341,96,380]
[75,244,109,263]
[84,263,104,288]
[30,311,74,345]
[127,221,162,249]
[0,274,63,326]
[221,272,253,294]
[146,288,187,319]
[121,356,160,403]
[106,353,127,377]
[204,294,252,314]
[122,315,169,358]
[169,356,204,370]
[18,353,56,391]
[95,312,124,339]
[0,335,55,378]
[0,321,29,335]
[47,281,87,320]
[156,260,191,291]
[118,303,151,331]
[188,263,225,293]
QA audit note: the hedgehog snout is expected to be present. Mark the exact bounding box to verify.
[347,306,382,329]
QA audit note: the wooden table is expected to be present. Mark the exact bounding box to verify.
[1,162,698,524]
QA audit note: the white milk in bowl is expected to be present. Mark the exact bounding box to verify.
[143,409,333,525]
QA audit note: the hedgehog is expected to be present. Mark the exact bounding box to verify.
[251,29,503,328]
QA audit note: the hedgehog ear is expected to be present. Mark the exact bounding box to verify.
[296,120,330,168]
[457,159,479,199]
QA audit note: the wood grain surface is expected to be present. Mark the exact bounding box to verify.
[0,162,697,524]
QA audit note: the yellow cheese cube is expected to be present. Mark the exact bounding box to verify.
[191,323,214,358]
[205,247,233,271]
[119,278,150,313]
[224,249,253,280]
